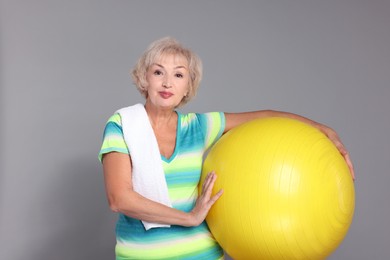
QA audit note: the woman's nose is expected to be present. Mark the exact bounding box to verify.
[163,76,173,88]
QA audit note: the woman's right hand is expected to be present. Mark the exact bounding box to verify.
[189,171,223,226]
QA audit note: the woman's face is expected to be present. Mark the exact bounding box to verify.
[145,53,189,110]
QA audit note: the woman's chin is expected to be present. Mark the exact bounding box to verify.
[147,98,181,110]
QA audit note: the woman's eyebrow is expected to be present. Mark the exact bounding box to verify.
[151,63,163,68]
[174,65,188,70]
[152,63,187,70]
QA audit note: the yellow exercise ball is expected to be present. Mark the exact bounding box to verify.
[201,117,355,260]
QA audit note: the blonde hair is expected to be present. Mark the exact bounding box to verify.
[132,37,203,107]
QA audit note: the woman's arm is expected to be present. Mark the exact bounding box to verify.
[224,110,355,180]
[102,152,223,226]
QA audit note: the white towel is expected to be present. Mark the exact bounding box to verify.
[117,103,172,230]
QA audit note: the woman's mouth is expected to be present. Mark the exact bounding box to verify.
[159,91,173,99]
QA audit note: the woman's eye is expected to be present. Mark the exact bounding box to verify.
[175,73,183,78]
[154,70,162,75]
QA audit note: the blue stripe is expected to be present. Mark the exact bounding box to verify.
[103,121,123,138]
[116,215,210,242]
[166,169,201,180]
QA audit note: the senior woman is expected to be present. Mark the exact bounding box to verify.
[99,37,355,259]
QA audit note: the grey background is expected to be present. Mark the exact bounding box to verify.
[1,0,389,259]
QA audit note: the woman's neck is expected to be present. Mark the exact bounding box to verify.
[144,102,177,129]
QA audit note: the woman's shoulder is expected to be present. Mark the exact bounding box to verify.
[178,111,205,124]
[178,111,225,127]
[106,103,145,126]
[105,113,122,126]
[178,111,223,119]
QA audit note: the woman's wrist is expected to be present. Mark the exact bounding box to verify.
[186,211,199,227]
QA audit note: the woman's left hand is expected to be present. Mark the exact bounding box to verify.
[319,125,355,181]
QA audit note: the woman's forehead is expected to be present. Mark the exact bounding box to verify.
[153,52,189,67]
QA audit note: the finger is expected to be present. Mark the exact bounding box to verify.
[344,153,356,180]
[333,137,347,154]
[209,189,224,205]
[202,172,213,192]
[326,130,355,180]
[339,144,348,156]
[202,171,215,194]
[203,173,217,199]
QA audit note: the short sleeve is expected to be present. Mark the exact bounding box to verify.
[98,113,129,162]
[196,112,226,151]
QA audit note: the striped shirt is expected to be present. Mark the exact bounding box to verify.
[99,110,226,259]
